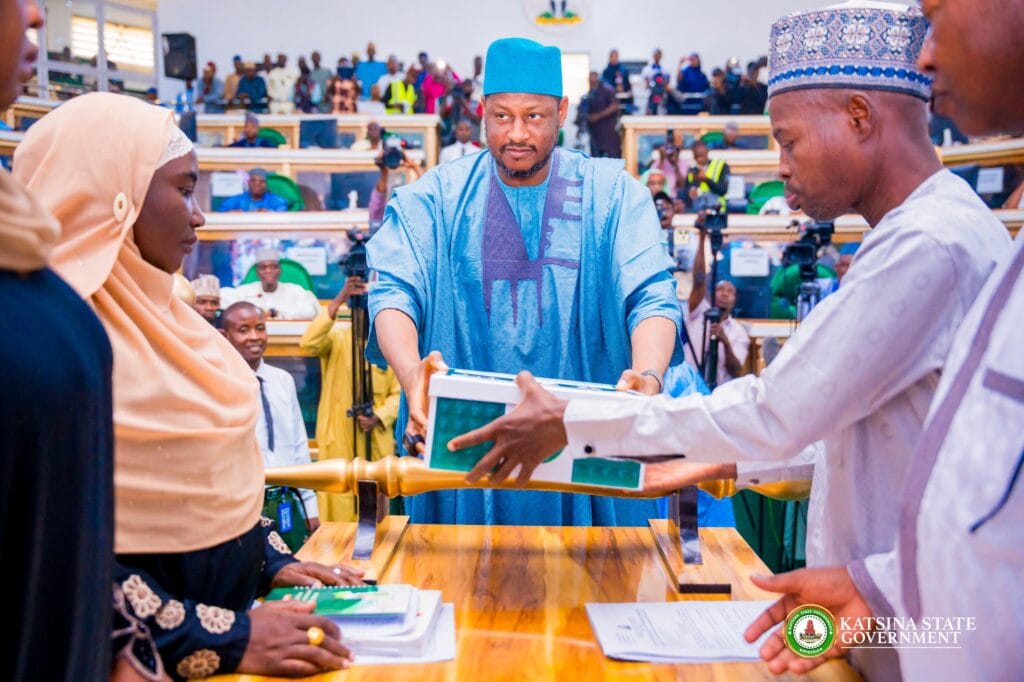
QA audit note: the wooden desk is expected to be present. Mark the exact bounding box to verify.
[212,523,859,682]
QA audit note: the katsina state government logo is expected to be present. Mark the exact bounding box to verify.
[523,0,592,33]
[785,605,836,658]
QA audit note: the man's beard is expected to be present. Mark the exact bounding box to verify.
[494,145,554,179]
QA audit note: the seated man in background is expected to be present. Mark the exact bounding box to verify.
[229,112,277,148]
[438,119,481,164]
[683,140,730,211]
[709,121,749,150]
[223,248,321,319]
[190,273,222,324]
[351,119,383,152]
[235,62,269,112]
[685,223,750,385]
[221,302,319,553]
[300,276,401,521]
[218,168,289,212]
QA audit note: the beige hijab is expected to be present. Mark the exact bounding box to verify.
[0,168,59,273]
[14,93,264,554]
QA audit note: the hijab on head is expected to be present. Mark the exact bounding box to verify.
[14,93,264,554]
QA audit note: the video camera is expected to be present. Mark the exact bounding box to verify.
[375,132,406,170]
[339,227,370,279]
[649,72,668,108]
[783,219,835,279]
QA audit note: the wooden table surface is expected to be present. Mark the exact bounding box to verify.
[213,523,860,682]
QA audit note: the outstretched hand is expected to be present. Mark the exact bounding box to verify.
[448,372,569,486]
[398,351,448,454]
[615,369,662,396]
[272,561,365,589]
[743,567,873,675]
[642,458,733,493]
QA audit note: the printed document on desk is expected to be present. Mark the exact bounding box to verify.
[586,600,775,663]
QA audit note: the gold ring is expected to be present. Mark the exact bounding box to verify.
[307,626,325,647]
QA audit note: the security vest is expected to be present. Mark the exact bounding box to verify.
[687,158,727,208]
[385,81,416,114]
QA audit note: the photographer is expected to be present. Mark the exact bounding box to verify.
[299,274,401,522]
[368,139,423,223]
[683,141,730,212]
[685,217,749,382]
[441,79,484,143]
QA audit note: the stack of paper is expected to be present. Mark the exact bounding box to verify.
[264,584,456,663]
[586,600,776,663]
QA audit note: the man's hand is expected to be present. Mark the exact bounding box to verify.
[356,413,381,432]
[643,459,736,493]
[744,568,874,676]
[237,600,353,677]
[615,369,662,396]
[306,516,320,534]
[397,351,448,454]
[450,372,568,486]
[709,322,728,343]
[272,561,365,589]
[328,277,368,318]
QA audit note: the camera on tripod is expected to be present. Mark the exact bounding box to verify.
[338,227,370,279]
[783,219,835,278]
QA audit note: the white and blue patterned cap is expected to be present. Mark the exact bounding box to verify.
[768,1,931,101]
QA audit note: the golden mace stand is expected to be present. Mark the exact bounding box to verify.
[267,456,732,593]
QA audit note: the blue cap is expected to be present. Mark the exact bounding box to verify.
[839,242,861,256]
[233,54,242,62]
[483,38,562,98]
[768,1,931,101]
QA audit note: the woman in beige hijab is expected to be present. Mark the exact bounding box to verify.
[13,92,362,680]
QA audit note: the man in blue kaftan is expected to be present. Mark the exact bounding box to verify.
[366,38,686,526]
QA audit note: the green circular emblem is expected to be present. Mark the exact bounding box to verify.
[784,605,836,658]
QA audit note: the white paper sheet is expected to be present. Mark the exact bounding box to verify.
[586,600,775,663]
[351,604,456,666]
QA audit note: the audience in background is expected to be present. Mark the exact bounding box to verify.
[684,140,730,211]
[355,42,387,100]
[641,48,666,114]
[194,61,224,113]
[293,57,318,114]
[266,53,297,114]
[383,65,419,114]
[351,120,383,152]
[222,55,243,103]
[229,112,276,148]
[677,53,710,99]
[375,55,402,96]
[223,248,321,319]
[221,302,320,552]
[191,274,223,324]
[309,51,333,112]
[441,79,483,142]
[327,73,358,114]
[420,62,452,114]
[586,70,621,158]
[439,119,481,163]
[601,49,633,114]
[218,168,289,212]
[470,54,484,94]
[235,62,268,112]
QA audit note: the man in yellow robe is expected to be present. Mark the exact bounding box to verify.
[301,276,401,521]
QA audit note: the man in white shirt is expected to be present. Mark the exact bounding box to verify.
[438,119,481,164]
[684,226,750,385]
[741,1,1024,678]
[266,53,298,114]
[223,247,320,320]
[447,7,1009,677]
[221,302,319,549]
[373,55,401,97]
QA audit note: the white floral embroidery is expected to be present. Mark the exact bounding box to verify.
[196,604,236,635]
[176,649,220,679]
[885,23,912,53]
[842,18,871,49]
[267,530,292,554]
[803,23,828,51]
[774,30,794,55]
[122,574,162,619]
[155,599,186,630]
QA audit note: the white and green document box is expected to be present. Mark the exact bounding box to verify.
[424,369,644,490]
